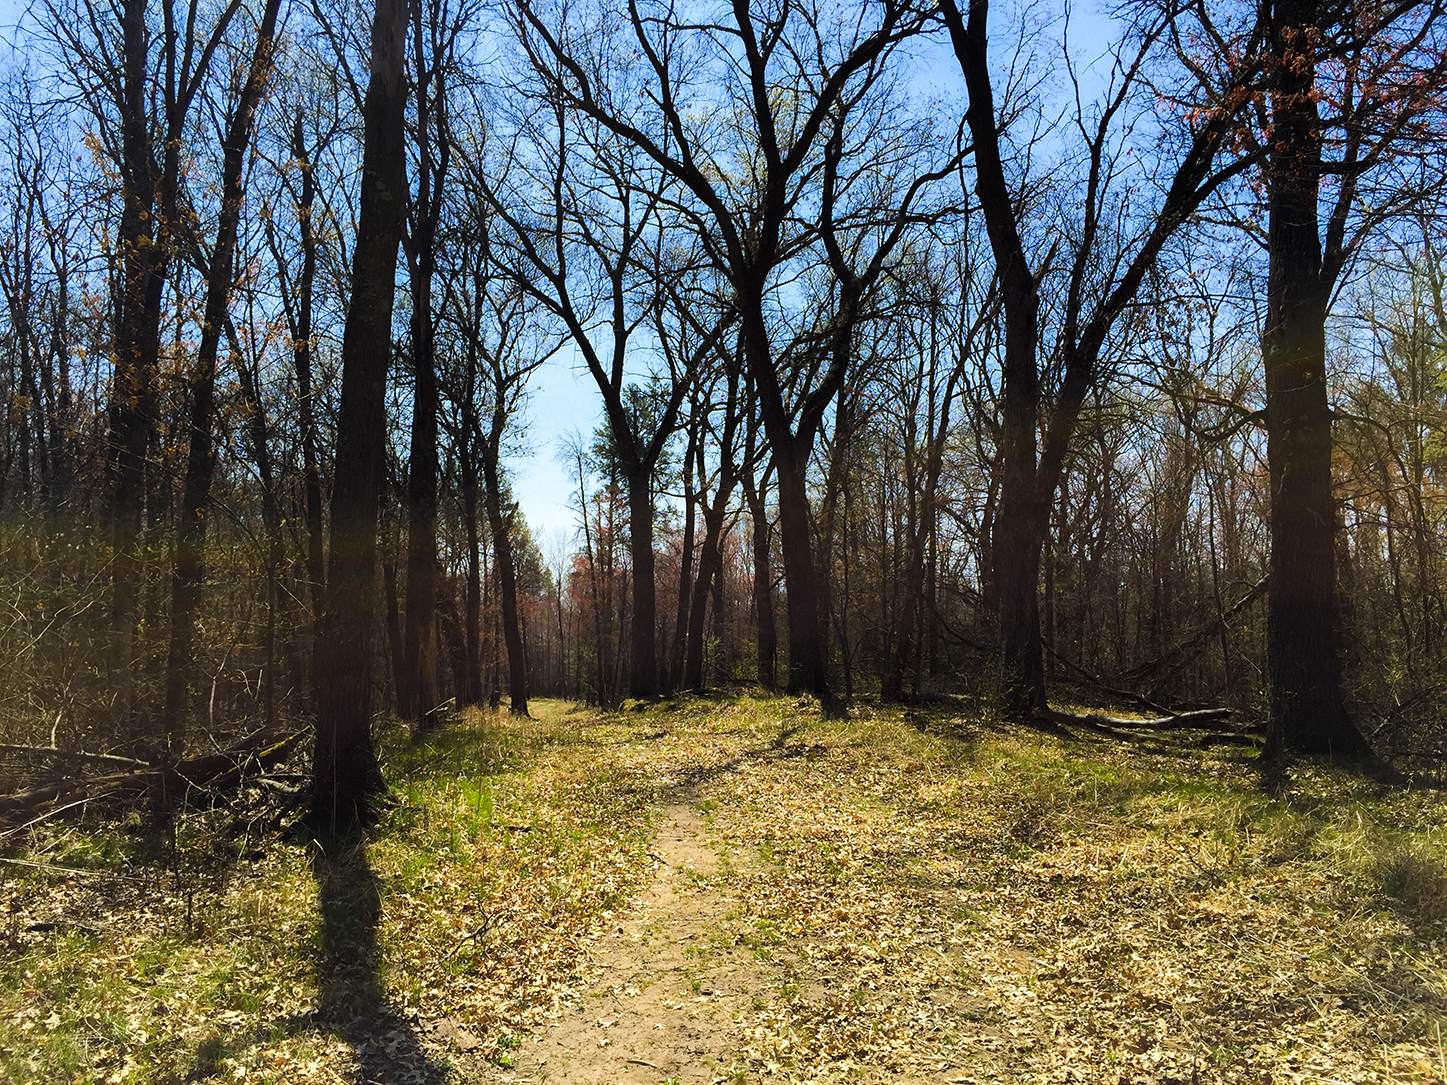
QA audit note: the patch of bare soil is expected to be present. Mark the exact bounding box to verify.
[481,800,777,1084]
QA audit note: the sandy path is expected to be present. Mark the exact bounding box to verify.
[488,801,771,1083]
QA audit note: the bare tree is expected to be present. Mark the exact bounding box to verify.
[312,0,409,827]
[1253,0,1447,761]
[398,0,472,727]
[39,0,245,722]
[511,0,956,702]
[941,0,1270,716]
[161,0,284,753]
[472,84,733,700]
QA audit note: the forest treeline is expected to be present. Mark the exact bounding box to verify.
[1,0,1445,825]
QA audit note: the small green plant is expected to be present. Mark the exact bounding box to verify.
[494,1032,521,1067]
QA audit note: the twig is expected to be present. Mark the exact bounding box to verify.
[0,856,150,883]
[0,744,150,772]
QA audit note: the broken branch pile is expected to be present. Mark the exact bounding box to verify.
[0,730,305,829]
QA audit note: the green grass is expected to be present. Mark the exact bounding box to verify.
[0,700,654,1083]
[0,694,1444,1083]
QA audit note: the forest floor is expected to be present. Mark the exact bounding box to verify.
[1,694,1446,1084]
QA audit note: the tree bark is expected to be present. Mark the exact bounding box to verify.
[458,451,484,707]
[743,450,776,691]
[312,0,407,827]
[942,0,1266,720]
[289,116,327,686]
[944,0,1049,716]
[233,318,288,730]
[1261,0,1373,761]
[667,418,699,690]
[399,265,440,724]
[771,437,828,698]
[624,464,659,698]
[887,365,958,701]
[399,5,452,728]
[685,372,740,689]
[482,422,529,716]
[109,0,168,717]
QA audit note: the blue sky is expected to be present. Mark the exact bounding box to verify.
[509,345,596,542]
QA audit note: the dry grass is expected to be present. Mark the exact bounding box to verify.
[0,694,1443,1083]
[1374,845,1447,924]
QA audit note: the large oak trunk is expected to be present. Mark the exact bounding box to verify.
[773,443,828,698]
[746,468,777,690]
[400,269,440,725]
[1261,0,1372,761]
[109,0,167,723]
[312,0,407,827]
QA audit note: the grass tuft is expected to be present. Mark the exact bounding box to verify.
[1374,843,1447,922]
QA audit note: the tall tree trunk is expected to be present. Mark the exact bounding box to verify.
[109,0,167,720]
[45,258,73,509]
[483,427,529,716]
[685,371,741,689]
[737,280,845,703]
[579,469,607,706]
[624,465,659,698]
[744,457,776,691]
[668,419,700,691]
[815,392,854,700]
[459,456,484,707]
[437,581,469,704]
[383,546,405,709]
[400,8,451,728]
[888,370,958,701]
[1261,0,1372,761]
[312,0,407,827]
[162,0,282,751]
[946,0,1050,716]
[233,318,287,729]
[772,438,827,698]
[684,505,726,690]
[290,115,327,696]
[400,267,440,724]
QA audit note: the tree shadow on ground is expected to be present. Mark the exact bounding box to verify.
[313,831,452,1084]
[659,720,815,801]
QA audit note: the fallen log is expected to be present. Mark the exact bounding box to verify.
[1108,708,1235,730]
[1035,705,1238,734]
[1113,575,1270,687]
[0,771,139,819]
[0,730,305,828]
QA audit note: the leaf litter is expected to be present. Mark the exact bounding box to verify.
[0,695,1444,1084]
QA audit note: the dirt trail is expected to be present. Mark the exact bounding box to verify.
[489,800,771,1083]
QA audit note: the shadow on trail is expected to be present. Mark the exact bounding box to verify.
[658,720,818,801]
[312,831,451,1085]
